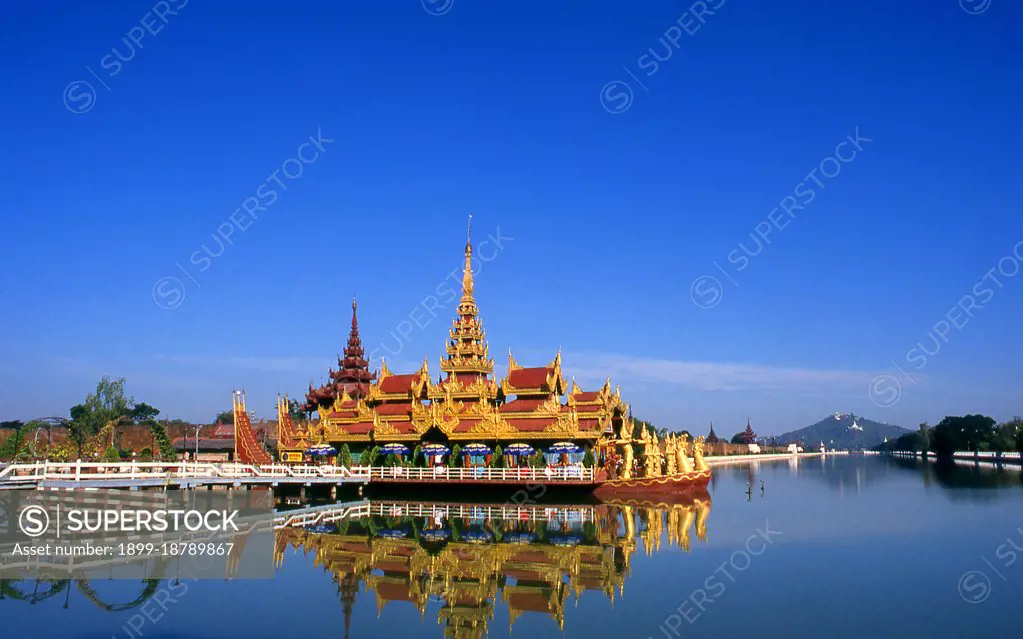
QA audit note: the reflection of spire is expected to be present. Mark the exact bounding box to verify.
[340,573,357,639]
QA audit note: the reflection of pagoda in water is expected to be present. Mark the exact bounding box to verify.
[274,498,710,638]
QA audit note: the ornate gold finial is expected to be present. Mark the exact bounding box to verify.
[461,214,475,300]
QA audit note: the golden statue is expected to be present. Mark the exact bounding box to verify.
[636,426,651,478]
[676,433,694,474]
[621,442,634,480]
[644,431,661,478]
[664,434,677,475]
[692,436,709,472]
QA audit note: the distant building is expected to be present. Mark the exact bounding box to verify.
[706,423,719,444]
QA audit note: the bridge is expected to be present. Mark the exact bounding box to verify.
[0,461,596,490]
[0,461,365,490]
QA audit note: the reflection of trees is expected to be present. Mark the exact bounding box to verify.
[0,578,162,611]
[890,457,1023,495]
[75,579,162,611]
[0,579,70,604]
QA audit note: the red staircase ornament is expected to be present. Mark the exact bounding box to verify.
[233,391,272,465]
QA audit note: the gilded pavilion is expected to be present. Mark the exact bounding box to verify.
[279,222,629,457]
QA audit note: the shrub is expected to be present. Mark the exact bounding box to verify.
[493,445,504,468]
[139,447,154,462]
[582,450,595,468]
[449,445,462,468]
[103,446,121,462]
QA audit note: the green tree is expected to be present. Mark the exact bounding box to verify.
[0,430,24,459]
[412,444,423,468]
[130,403,160,424]
[917,422,931,451]
[150,422,176,460]
[215,410,234,425]
[103,446,121,462]
[138,447,154,462]
[450,444,462,468]
[582,450,595,468]
[493,445,503,468]
[66,377,135,458]
[992,417,1023,453]
[730,432,746,445]
[339,443,352,467]
[931,414,997,457]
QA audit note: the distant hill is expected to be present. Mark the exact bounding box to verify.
[774,413,911,450]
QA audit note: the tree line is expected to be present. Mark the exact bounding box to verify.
[0,377,236,462]
[874,414,1023,458]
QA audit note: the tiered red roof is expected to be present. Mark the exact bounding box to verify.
[304,297,377,411]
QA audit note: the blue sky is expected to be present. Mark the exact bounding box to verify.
[1,0,1021,435]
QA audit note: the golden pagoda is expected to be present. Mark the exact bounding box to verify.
[278,218,630,458]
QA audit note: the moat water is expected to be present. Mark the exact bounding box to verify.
[3,456,1022,638]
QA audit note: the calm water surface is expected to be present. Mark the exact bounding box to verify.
[3,456,1023,638]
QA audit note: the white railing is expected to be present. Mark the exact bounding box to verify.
[0,461,594,486]
[0,461,365,485]
[953,451,1022,460]
[704,451,844,466]
[874,451,1020,460]
[356,465,594,483]
[368,501,595,523]
[275,501,373,529]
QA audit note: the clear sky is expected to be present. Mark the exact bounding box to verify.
[1,0,1021,436]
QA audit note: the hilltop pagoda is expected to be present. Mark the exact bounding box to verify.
[278,219,630,458]
[304,297,377,412]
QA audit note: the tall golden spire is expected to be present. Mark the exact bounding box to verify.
[441,214,493,379]
[462,213,474,301]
